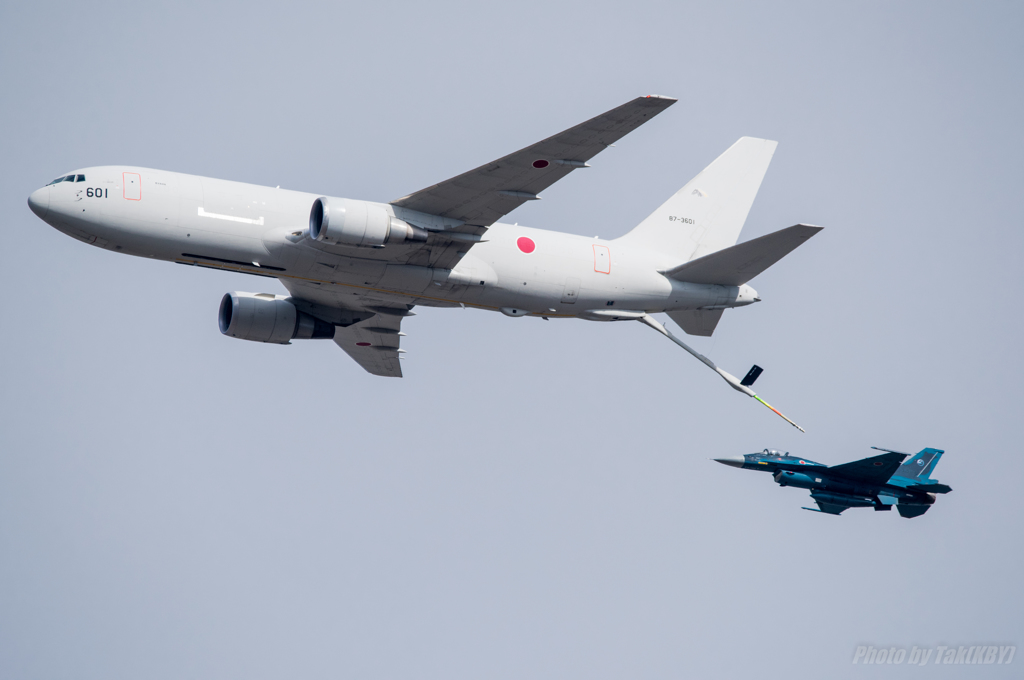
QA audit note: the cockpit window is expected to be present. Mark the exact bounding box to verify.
[45,174,85,186]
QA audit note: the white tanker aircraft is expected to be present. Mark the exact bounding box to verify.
[27,95,820,429]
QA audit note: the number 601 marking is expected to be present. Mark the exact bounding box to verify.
[85,188,108,198]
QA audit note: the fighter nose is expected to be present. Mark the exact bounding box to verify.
[713,456,746,468]
[27,187,50,218]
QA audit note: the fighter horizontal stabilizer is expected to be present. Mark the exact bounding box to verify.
[897,504,931,518]
[664,224,823,286]
[826,451,907,485]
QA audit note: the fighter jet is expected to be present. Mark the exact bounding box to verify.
[715,447,951,517]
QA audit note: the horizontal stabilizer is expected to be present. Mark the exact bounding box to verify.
[897,504,931,518]
[664,224,823,286]
[666,308,723,336]
[827,451,907,485]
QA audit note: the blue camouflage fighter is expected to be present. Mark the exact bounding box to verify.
[715,447,952,517]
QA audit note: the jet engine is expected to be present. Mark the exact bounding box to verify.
[309,197,428,247]
[218,292,335,344]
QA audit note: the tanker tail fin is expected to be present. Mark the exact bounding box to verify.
[616,137,777,263]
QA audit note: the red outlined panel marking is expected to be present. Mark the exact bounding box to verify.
[593,244,611,274]
[123,172,142,200]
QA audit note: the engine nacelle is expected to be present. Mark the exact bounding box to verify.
[218,292,335,344]
[309,197,428,247]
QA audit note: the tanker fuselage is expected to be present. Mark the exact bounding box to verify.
[28,166,758,318]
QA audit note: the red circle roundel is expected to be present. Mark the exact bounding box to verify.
[355,342,371,347]
[517,237,535,253]
[532,159,549,169]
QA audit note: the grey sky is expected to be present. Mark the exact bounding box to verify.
[1,1,1021,678]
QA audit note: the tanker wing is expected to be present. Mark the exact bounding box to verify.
[391,95,676,227]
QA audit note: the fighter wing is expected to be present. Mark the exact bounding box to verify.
[391,95,677,227]
[803,499,851,515]
[827,452,907,485]
[333,313,406,378]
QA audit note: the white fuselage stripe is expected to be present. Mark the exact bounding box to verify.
[198,207,265,225]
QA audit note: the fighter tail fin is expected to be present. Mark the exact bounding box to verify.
[615,137,777,263]
[892,448,945,483]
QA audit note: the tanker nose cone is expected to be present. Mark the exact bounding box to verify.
[714,456,746,468]
[27,187,50,218]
